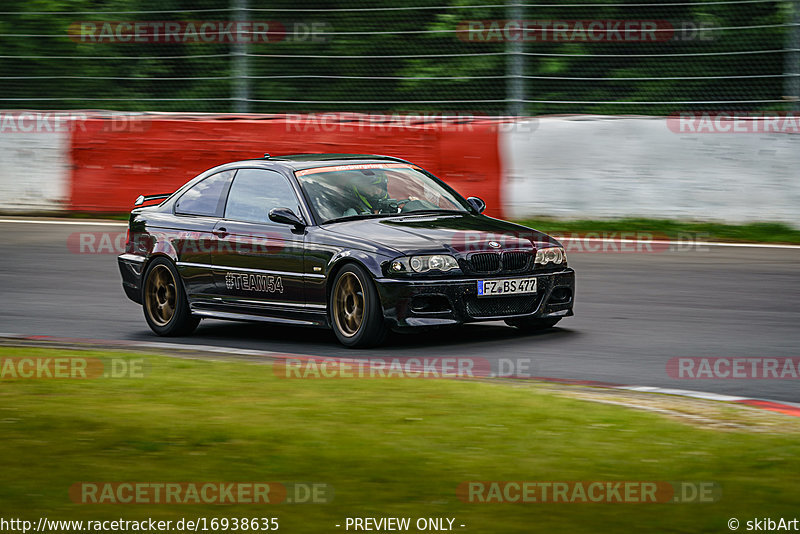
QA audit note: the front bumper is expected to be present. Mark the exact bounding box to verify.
[375,268,575,329]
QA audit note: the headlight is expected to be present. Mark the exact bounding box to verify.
[389,254,459,273]
[535,247,566,265]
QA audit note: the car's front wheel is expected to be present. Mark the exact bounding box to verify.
[505,317,561,331]
[142,257,199,336]
[330,264,387,348]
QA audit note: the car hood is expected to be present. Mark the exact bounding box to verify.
[321,213,558,256]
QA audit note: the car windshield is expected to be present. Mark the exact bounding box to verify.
[294,163,471,224]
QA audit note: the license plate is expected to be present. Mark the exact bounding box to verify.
[477,277,537,297]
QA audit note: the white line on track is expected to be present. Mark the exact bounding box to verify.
[559,237,800,250]
[615,385,747,402]
[0,218,126,227]
[1,218,800,249]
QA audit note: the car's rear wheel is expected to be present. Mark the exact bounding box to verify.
[142,257,199,336]
[505,317,561,331]
[330,264,387,348]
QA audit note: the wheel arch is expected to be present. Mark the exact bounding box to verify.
[324,252,386,315]
[138,232,180,281]
[325,254,390,348]
[140,252,188,305]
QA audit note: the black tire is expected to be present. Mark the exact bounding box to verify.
[142,257,200,336]
[329,263,388,348]
[504,317,561,331]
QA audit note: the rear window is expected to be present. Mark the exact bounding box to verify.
[174,170,234,217]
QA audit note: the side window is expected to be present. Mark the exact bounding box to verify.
[174,170,234,217]
[225,169,301,224]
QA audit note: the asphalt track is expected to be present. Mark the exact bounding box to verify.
[1,219,799,403]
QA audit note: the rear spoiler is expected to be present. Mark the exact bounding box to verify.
[134,193,171,206]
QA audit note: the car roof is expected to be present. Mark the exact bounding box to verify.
[239,153,413,171]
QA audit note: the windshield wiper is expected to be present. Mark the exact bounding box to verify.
[399,209,466,216]
[322,213,393,224]
[323,209,465,224]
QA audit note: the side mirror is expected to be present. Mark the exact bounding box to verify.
[467,196,486,214]
[269,207,305,228]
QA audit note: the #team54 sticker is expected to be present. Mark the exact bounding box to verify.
[225,272,284,293]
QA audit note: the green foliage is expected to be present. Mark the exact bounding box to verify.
[0,0,794,114]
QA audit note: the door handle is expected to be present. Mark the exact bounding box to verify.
[213,227,228,236]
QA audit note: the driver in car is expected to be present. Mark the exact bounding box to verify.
[343,171,391,216]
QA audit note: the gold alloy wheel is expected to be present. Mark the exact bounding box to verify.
[333,272,365,338]
[144,264,177,327]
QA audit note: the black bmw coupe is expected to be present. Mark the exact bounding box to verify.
[118,154,574,347]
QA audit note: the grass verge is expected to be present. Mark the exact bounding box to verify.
[1,347,799,533]
[517,218,800,244]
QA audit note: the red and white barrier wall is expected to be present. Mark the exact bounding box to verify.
[68,114,504,218]
[0,129,70,212]
[2,112,800,226]
[501,116,800,226]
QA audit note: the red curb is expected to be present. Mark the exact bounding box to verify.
[735,399,800,417]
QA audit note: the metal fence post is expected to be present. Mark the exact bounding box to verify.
[785,0,800,111]
[506,2,524,116]
[232,0,250,113]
